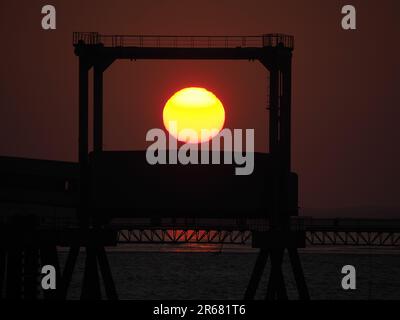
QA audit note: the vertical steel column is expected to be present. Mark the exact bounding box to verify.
[279,56,292,172]
[60,246,80,299]
[60,246,80,300]
[0,249,5,299]
[278,54,293,227]
[97,246,118,300]
[269,67,279,156]
[244,249,269,300]
[269,66,282,229]
[266,249,288,300]
[78,51,116,300]
[247,47,306,301]
[79,57,91,226]
[93,64,103,153]
[81,246,101,300]
[288,248,310,300]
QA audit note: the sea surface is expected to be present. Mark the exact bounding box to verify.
[59,245,400,300]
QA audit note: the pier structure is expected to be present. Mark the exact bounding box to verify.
[1,33,379,300]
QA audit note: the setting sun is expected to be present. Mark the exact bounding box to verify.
[163,87,225,144]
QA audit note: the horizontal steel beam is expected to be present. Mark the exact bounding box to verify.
[115,229,400,247]
[74,46,283,61]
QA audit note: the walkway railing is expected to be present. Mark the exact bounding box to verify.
[73,32,294,49]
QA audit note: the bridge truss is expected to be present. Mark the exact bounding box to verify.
[112,218,400,247]
[115,229,400,247]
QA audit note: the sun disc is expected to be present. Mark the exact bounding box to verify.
[163,87,225,144]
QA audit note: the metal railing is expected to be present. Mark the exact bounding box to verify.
[73,32,294,49]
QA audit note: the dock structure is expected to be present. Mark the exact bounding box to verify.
[73,32,302,300]
[3,33,393,300]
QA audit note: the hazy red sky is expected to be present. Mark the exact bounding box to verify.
[0,0,399,211]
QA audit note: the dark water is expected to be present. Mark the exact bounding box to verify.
[60,246,400,300]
